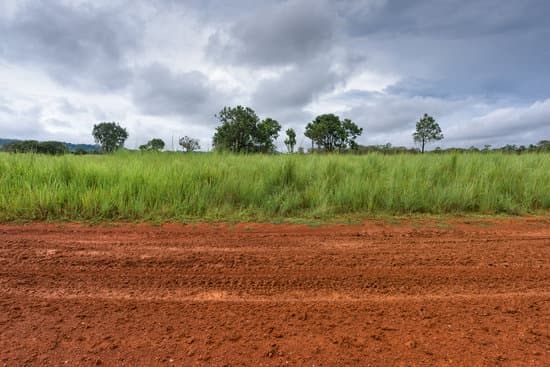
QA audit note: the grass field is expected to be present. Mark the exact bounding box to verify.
[0,151,549,222]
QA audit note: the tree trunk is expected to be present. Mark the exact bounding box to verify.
[421,140,425,154]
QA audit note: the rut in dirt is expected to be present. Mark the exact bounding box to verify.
[1,218,549,366]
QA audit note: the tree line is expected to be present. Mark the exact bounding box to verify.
[2,105,549,154]
[90,105,399,154]
[0,140,69,155]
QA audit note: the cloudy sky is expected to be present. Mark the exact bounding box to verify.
[1,0,549,150]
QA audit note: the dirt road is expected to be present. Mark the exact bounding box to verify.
[1,218,549,366]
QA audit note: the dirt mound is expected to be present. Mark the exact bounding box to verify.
[1,218,549,366]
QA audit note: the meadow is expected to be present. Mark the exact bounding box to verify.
[0,151,549,222]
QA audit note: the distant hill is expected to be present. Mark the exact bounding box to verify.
[0,138,17,146]
[64,142,101,153]
[0,138,100,153]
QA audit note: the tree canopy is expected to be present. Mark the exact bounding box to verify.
[92,122,128,153]
[284,128,297,153]
[139,138,165,152]
[212,106,281,153]
[1,140,68,155]
[179,136,201,152]
[304,114,363,152]
[413,114,444,153]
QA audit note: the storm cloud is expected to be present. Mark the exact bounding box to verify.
[0,0,142,90]
[207,0,338,67]
[0,0,548,149]
[132,63,226,121]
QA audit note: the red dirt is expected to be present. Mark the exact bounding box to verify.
[1,218,549,366]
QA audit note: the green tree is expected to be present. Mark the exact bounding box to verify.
[256,118,282,153]
[413,114,443,153]
[179,136,201,152]
[139,138,165,152]
[39,141,69,155]
[1,140,67,155]
[304,117,325,151]
[212,106,281,153]
[92,122,128,153]
[1,140,39,153]
[341,118,363,150]
[536,140,550,152]
[304,114,363,152]
[284,128,297,153]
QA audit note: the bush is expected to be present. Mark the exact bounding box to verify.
[1,140,68,155]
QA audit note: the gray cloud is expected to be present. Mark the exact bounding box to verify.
[344,94,466,135]
[56,98,89,115]
[341,0,550,101]
[343,94,550,148]
[373,31,550,101]
[0,0,142,90]
[207,0,338,67]
[0,98,47,139]
[252,61,341,112]
[132,64,226,122]
[339,0,549,38]
[446,99,550,143]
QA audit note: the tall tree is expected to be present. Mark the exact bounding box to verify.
[304,114,363,152]
[212,106,281,153]
[413,114,444,153]
[139,138,165,152]
[284,128,297,153]
[92,122,128,153]
[179,136,201,152]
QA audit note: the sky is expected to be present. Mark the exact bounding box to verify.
[1,0,549,151]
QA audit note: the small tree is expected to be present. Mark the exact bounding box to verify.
[536,140,550,152]
[284,128,297,153]
[413,114,443,153]
[92,122,128,153]
[179,136,200,152]
[139,138,165,152]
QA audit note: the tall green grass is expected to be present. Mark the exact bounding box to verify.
[0,151,549,222]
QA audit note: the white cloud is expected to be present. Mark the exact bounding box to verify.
[446,99,550,144]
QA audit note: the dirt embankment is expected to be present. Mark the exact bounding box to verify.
[1,218,549,366]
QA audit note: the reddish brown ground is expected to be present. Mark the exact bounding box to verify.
[0,218,549,366]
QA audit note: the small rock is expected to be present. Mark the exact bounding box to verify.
[406,340,417,349]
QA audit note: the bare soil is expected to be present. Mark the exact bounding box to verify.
[1,218,549,366]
